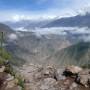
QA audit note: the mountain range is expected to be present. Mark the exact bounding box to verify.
[47,42,90,66]
[4,12,90,30]
[0,24,90,65]
[1,12,90,66]
[43,13,90,28]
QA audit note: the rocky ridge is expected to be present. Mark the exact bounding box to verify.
[0,63,90,90]
[18,64,90,90]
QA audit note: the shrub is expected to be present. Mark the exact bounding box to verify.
[15,75,25,90]
[81,64,90,69]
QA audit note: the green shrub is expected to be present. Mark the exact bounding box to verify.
[4,65,15,76]
[0,48,11,65]
[15,75,25,90]
[81,64,90,69]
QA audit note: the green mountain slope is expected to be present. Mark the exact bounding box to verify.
[48,42,90,66]
[0,23,14,33]
[0,23,25,66]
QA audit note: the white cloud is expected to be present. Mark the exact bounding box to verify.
[0,0,90,21]
[8,33,18,41]
[12,15,20,22]
[15,27,28,31]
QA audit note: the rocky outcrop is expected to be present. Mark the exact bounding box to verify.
[0,66,22,90]
[19,64,90,90]
[65,65,83,74]
[76,69,90,87]
[1,64,90,90]
[63,66,90,88]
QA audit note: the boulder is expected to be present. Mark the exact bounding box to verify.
[6,74,14,81]
[56,68,66,80]
[63,65,83,77]
[0,66,5,73]
[40,78,57,90]
[76,69,90,87]
[42,65,56,79]
[65,65,82,74]
[70,82,78,90]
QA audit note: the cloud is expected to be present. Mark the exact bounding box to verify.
[0,0,90,21]
[8,33,18,41]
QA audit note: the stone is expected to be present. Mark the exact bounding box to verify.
[56,68,66,80]
[0,66,5,73]
[40,78,57,90]
[42,65,56,79]
[70,82,78,90]
[76,70,90,87]
[65,65,82,74]
[6,74,14,81]
[5,80,16,89]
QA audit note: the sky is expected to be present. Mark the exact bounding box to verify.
[0,0,90,21]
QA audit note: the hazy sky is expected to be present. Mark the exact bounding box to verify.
[0,0,90,21]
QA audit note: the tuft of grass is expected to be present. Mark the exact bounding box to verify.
[81,64,90,69]
[15,75,25,90]
[4,64,25,90]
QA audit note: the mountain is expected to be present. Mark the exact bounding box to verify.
[4,13,90,30]
[47,42,90,66]
[0,23,77,66]
[0,23,25,66]
[7,30,88,66]
[4,20,52,30]
[9,32,71,64]
[0,23,16,42]
[1,23,90,67]
[43,13,90,28]
[0,23,14,33]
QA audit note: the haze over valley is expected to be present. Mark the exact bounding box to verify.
[1,0,90,90]
[0,11,90,66]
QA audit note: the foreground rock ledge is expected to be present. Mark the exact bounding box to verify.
[0,64,90,90]
[18,64,90,90]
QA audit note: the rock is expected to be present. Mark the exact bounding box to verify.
[79,69,90,75]
[34,71,43,81]
[56,77,75,90]
[6,74,14,81]
[63,65,83,77]
[40,78,57,90]
[76,70,90,87]
[65,65,82,74]
[0,72,7,87]
[70,82,78,90]
[20,64,44,83]
[25,83,40,90]
[56,68,66,80]
[19,64,90,90]
[0,66,5,73]
[5,80,16,88]
[42,65,56,79]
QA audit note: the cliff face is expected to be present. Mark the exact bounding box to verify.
[48,42,90,66]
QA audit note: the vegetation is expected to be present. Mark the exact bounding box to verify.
[0,32,25,89]
[0,32,11,65]
[15,75,25,90]
[81,64,90,69]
